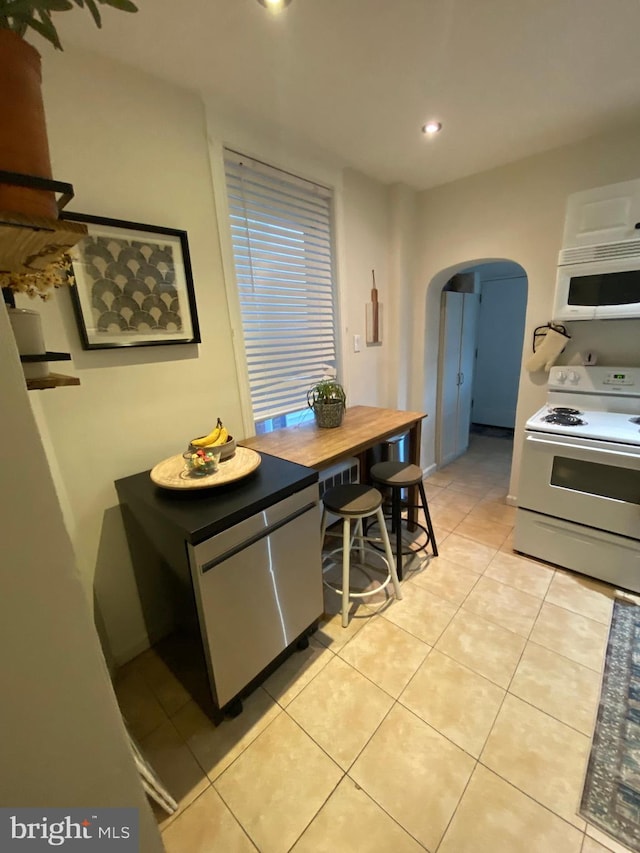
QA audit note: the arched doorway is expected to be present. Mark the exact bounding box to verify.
[435,260,528,467]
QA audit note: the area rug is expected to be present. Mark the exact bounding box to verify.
[580,595,640,852]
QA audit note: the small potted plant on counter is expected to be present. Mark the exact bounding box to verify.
[307,378,346,429]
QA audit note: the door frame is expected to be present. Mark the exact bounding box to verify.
[433,260,528,468]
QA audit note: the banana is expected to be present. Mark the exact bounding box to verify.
[191,417,222,447]
[206,426,228,447]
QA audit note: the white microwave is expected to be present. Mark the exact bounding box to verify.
[553,240,640,321]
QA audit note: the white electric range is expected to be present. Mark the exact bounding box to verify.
[514,366,640,593]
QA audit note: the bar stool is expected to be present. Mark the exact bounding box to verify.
[320,483,403,627]
[368,461,438,580]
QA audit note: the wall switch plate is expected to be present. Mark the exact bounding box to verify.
[353,334,361,352]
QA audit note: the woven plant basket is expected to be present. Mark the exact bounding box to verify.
[313,400,345,429]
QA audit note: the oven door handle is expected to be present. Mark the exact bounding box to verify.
[526,434,640,461]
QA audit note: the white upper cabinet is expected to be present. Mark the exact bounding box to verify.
[562,178,640,248]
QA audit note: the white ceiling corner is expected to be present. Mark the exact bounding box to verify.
[53,0,640,190]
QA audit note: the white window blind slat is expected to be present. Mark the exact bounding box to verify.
[228,218,332,245]
[230,242,333,270]
[226,170,331,220]
[246,345,337,366]
[237,291,334,305]
[224,150,338,425]
[227,198,330,233]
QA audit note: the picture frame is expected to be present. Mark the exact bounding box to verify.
[62,213,201,350]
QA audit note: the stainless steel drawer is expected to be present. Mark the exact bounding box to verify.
[188,485,322,707]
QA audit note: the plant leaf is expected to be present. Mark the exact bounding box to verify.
[4,0,73,10]
[99,0,138,12]
[83,0,101,27]
[28,12,63,49]
[0,0,137,48]
[0,0,43,15]
[38,0,75,9]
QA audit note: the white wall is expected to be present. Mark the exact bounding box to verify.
[387,183,419,410]
[0,305,162,849]
[34,44,640,666]
[32,46,243,663]
[411,122,640,499]
[29,48,396,664]
[341,169,392,405]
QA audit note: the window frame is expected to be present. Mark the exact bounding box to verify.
[210,139,345,436]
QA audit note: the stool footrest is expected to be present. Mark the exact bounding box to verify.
[320,489,403,627]
[322,545,393,599]
[365,517,433,558]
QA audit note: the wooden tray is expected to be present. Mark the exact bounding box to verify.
[150,446,261,490]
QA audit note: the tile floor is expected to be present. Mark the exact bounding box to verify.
[115,432,632,853]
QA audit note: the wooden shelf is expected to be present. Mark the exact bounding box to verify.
[20,353,77,389]
[0,172,86,274]
[26,372,80,391]
[0,210,87,274]
[0,211,87,273]
[20,351,72,363]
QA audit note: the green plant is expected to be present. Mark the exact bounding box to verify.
[307,379,346,409]
[0,0,138,50]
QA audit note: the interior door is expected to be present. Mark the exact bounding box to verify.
[438,292,463,465]
[456,292,479,453]
[472,276,526,428]
[437,291,479,464]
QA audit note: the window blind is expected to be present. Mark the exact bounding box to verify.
[224,150,338,424]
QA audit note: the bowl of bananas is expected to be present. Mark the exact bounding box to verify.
[188,418,236,461]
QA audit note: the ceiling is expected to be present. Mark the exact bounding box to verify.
[54,0,640,190]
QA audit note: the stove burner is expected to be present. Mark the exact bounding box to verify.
[630,416,640,425]
[542,413,586,426]
[549,407,582,416]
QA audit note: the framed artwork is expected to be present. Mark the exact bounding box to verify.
[62,213,200,349]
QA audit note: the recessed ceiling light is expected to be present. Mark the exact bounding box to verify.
[257,0,293,8]
[422,121,442,135]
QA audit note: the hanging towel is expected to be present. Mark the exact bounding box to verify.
[525,326,571,373]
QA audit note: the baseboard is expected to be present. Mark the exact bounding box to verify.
[113,636,151,668]
[423,463,437,478]
[506,494,518,507]
[112,619,174,667]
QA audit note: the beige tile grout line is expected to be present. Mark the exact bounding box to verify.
[429,556,594,851]
[153,444,609,847]
[452,561,619,850]
[156,587,558,844]
[164,782,260,850]
[430,543,621,853]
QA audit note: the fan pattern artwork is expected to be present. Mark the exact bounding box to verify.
[78,236,183,335]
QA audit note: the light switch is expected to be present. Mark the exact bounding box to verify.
[353,334,361,352]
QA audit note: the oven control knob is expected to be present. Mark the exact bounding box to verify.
[568,370,579,384]
[556,370,567,383]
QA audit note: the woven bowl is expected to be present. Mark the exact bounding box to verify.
[188,434,236,461]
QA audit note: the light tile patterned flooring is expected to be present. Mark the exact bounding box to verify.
[115,433,632,853]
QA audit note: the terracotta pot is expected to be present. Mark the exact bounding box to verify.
[0,29,57,219]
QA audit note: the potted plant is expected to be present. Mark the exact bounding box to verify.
[307,379,347,429]
[0,0,138,218]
